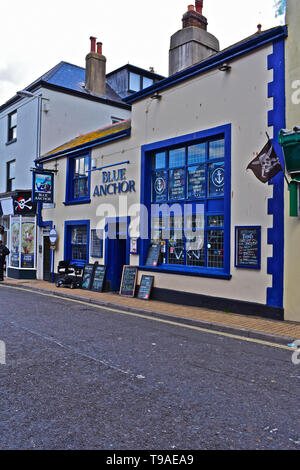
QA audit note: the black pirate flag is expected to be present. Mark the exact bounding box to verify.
[247,139,282,183]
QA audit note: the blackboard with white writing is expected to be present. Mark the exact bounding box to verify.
[138,275,154,300]
[235,227,261,269]
[119,266,138,297]
[91,265,106,292]
[81,264,95,290]
[145,243,161,267]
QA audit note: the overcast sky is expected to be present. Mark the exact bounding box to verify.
[0,0,285,104]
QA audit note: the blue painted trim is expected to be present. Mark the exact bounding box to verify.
[64,219,90,267]
[37,128,131,163]
[139,124,231,278]
[65,152,91,205]
[125,26,288,104]
[266,38,286,308]
[137,265,232,280]
[235,226,261,270]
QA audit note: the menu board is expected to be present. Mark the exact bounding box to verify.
[145,243,161,267]
[188,165,205,199]
[81,264,95,290]
[91,265,106,293]
[119,266,138,297]
[169,168,185,200]
[235,227,261,269]
[137,275,154,300]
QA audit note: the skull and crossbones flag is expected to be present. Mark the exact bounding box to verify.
[247,139,283,183]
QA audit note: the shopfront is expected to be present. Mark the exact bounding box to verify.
[0,191,37,279]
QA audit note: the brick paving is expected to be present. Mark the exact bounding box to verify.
[2,278,300,341]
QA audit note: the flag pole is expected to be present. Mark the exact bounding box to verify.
[266,132,290,188]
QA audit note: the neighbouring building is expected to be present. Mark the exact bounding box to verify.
[37,2,291,321]
[0,37,163,279]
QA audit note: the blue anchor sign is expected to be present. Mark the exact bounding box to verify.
[212,167,225,187]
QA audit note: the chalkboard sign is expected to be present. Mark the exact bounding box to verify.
[91,265,106,292]
[235,226,261,269]
[119,266,138,297]
[145,243,161,267]
[81,264,95,290]
[138,275,154,300]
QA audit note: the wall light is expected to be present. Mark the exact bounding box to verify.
[218,63,231,72]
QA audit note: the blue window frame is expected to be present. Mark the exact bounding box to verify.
[64,220,90,266]
[65,153,91,205]
[140,125,231,279]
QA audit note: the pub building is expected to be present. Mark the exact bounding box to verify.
[0,191,37,279]
[37,4,290,321]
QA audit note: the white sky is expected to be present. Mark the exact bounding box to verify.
[0,0,284,104]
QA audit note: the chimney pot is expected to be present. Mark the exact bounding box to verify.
[257,24,262,33]
[90,36,97,53]
[97,41,103,55]
[188,4,195,11]
[195,0,203,14]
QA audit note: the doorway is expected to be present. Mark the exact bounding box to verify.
[43,236,51,281]
[105,218,129,292]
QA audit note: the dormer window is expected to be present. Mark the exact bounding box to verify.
[129,72,154,93]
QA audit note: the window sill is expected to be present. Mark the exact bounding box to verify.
[63,199,91,206]
[137,265,232,280]
[6,138,17,146]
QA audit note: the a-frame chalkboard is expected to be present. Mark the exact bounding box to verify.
[137,275,154,300]
[119,266,138,297]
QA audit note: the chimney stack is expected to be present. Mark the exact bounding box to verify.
[169,1,219,76]
[85,36,106,96]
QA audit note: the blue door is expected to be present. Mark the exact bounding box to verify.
[105,219,129,291]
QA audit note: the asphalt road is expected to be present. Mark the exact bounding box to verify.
[0,285,299,450]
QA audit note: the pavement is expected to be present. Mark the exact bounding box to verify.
[2,278,300,346]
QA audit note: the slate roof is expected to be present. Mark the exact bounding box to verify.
[0,61,126,111]
[40,118,132,160]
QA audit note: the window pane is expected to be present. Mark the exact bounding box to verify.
[72,226,87,244]
[208,215,224,227]
[207,230,224,268]
[169,148,185,168]
[209,139,225,159]
[9,161,16,179]
[74,178,88,198]
[169,168,185,200]
[91,230,103,257]
[188,165,205,199]
[186,231,205,267]
[208,162,225,197]
[188,143,206,164]
[142,76,153,89]
[168,230,184,265]
[10,112,17,127]
[152,170,168,202]
[72,244,87,261]
[153,152,166,169]
[129,72,140,92]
